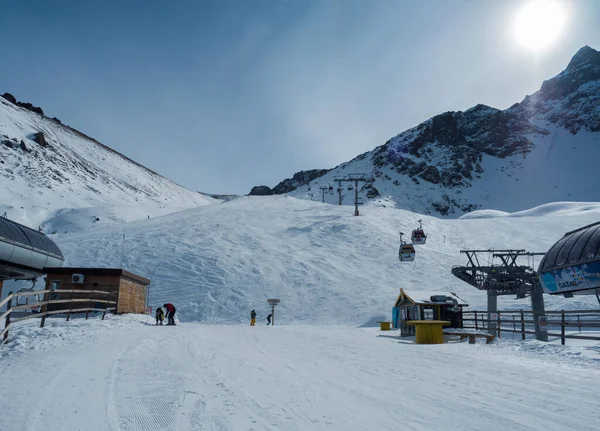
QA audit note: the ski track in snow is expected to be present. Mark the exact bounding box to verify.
[1,317,599,431]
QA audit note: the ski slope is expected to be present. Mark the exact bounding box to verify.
[1,315,599,431]
[48,196,600,325]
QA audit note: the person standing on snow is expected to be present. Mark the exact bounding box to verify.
[266,314,272,325]
[250,309,257,326]
[164,303,176,326]
[155,307,165,325]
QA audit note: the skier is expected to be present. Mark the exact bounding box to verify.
[250,309,257,326]
[267,313,272,326]
[163,303,176,326]
[155,307,165,325]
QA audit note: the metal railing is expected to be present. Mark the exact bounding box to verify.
[462,309,600,345]
[1,289,117,345]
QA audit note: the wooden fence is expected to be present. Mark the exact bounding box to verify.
[1,289,117,345]
[462,309,600,345]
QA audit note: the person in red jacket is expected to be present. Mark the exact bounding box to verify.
[163,303,176,326]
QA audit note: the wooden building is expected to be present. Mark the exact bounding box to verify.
[43,268,150,314]
[392,288,468,336]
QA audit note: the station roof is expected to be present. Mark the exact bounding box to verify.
[43,267,150,285]
[0,217,63,259]
[394,289,468,308]
[538,221,600,273]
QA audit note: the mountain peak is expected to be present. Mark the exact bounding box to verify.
[566,45,600,71]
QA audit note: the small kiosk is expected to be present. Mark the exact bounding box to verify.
[392,289,468,336]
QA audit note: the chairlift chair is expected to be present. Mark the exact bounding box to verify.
[347,185,354,191]
[398,232,416,262]
[411,219,427,245]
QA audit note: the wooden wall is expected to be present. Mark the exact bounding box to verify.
[45,273,120,312]
[117,277,147,314]
[44,272,148,315]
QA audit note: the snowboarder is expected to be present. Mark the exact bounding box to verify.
[250,310,256,326]
[164,303,176,325]
[267,314,272,326]
[155,307,165,325]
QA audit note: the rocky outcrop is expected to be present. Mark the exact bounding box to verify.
[248,186,273,196]
[1,92,45,116]
[250,169,329,196]
[33,132,47,146]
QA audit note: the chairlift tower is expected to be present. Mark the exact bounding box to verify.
[451,249,548,341]
[333,176,346,205]
[319,186,328,203]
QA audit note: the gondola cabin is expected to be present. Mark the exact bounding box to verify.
[392,288,468,336]
[399,243,416,262]
[411,228,426,245]
[411,220,427,245]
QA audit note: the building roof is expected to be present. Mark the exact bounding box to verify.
[43,267,151,285]
[394,289,468,308]
[538,221,600,273]
[0,217,63,259]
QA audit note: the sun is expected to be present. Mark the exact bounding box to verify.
[514,0,566,50]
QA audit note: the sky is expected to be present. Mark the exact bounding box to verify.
[1,0,599,195]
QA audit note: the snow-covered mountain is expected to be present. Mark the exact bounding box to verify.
[257,46,600,216]
[0,94,216,228]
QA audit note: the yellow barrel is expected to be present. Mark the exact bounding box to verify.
[409,321,450,344]
[379,321,391,331]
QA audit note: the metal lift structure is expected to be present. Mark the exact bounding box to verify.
[451,249,548,341]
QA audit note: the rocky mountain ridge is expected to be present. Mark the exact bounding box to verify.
[253,46,600,216]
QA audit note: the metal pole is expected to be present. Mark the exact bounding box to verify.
[272,303,275,326]
[561,310,565,345]
[487,291,497,336]
[3,292,12,343]
[354,180,359,216]
[530,281,548,342]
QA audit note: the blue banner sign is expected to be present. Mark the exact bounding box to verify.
[540,261,600,294]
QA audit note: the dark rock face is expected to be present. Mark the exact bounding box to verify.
[33,132,47,146]
[371,104,547,190]
[20,140,29,152]
[272,169,329,195]
[1,93,17,104]
[1,92,45,115]
[248,185,273,196]
[249,169,329,196]
[17,102,44,116]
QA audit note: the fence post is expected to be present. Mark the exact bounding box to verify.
[497,312,501,338]
[3,292,13,343]
[474,311,478,330]
[85,289,93,320]
[66,289,74,322]
[520,310,525,340]
[577,314,581,333]
[512,314,516,337]
[561,310,565,346]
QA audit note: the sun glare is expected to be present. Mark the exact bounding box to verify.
[514,0,566,50]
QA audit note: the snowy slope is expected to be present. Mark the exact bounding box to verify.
[50,196,600,325]
[1,316,599,431]
[0,96,217,228]
[274,46,600,216]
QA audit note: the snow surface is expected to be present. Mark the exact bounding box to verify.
[0,98,217,228]
[1,314,599,431]
[26,196,600,326]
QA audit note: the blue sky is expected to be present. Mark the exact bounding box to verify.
[1,0,599,194]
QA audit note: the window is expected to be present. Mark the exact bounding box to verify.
[50,280,61,300]
[424,309,434,320]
